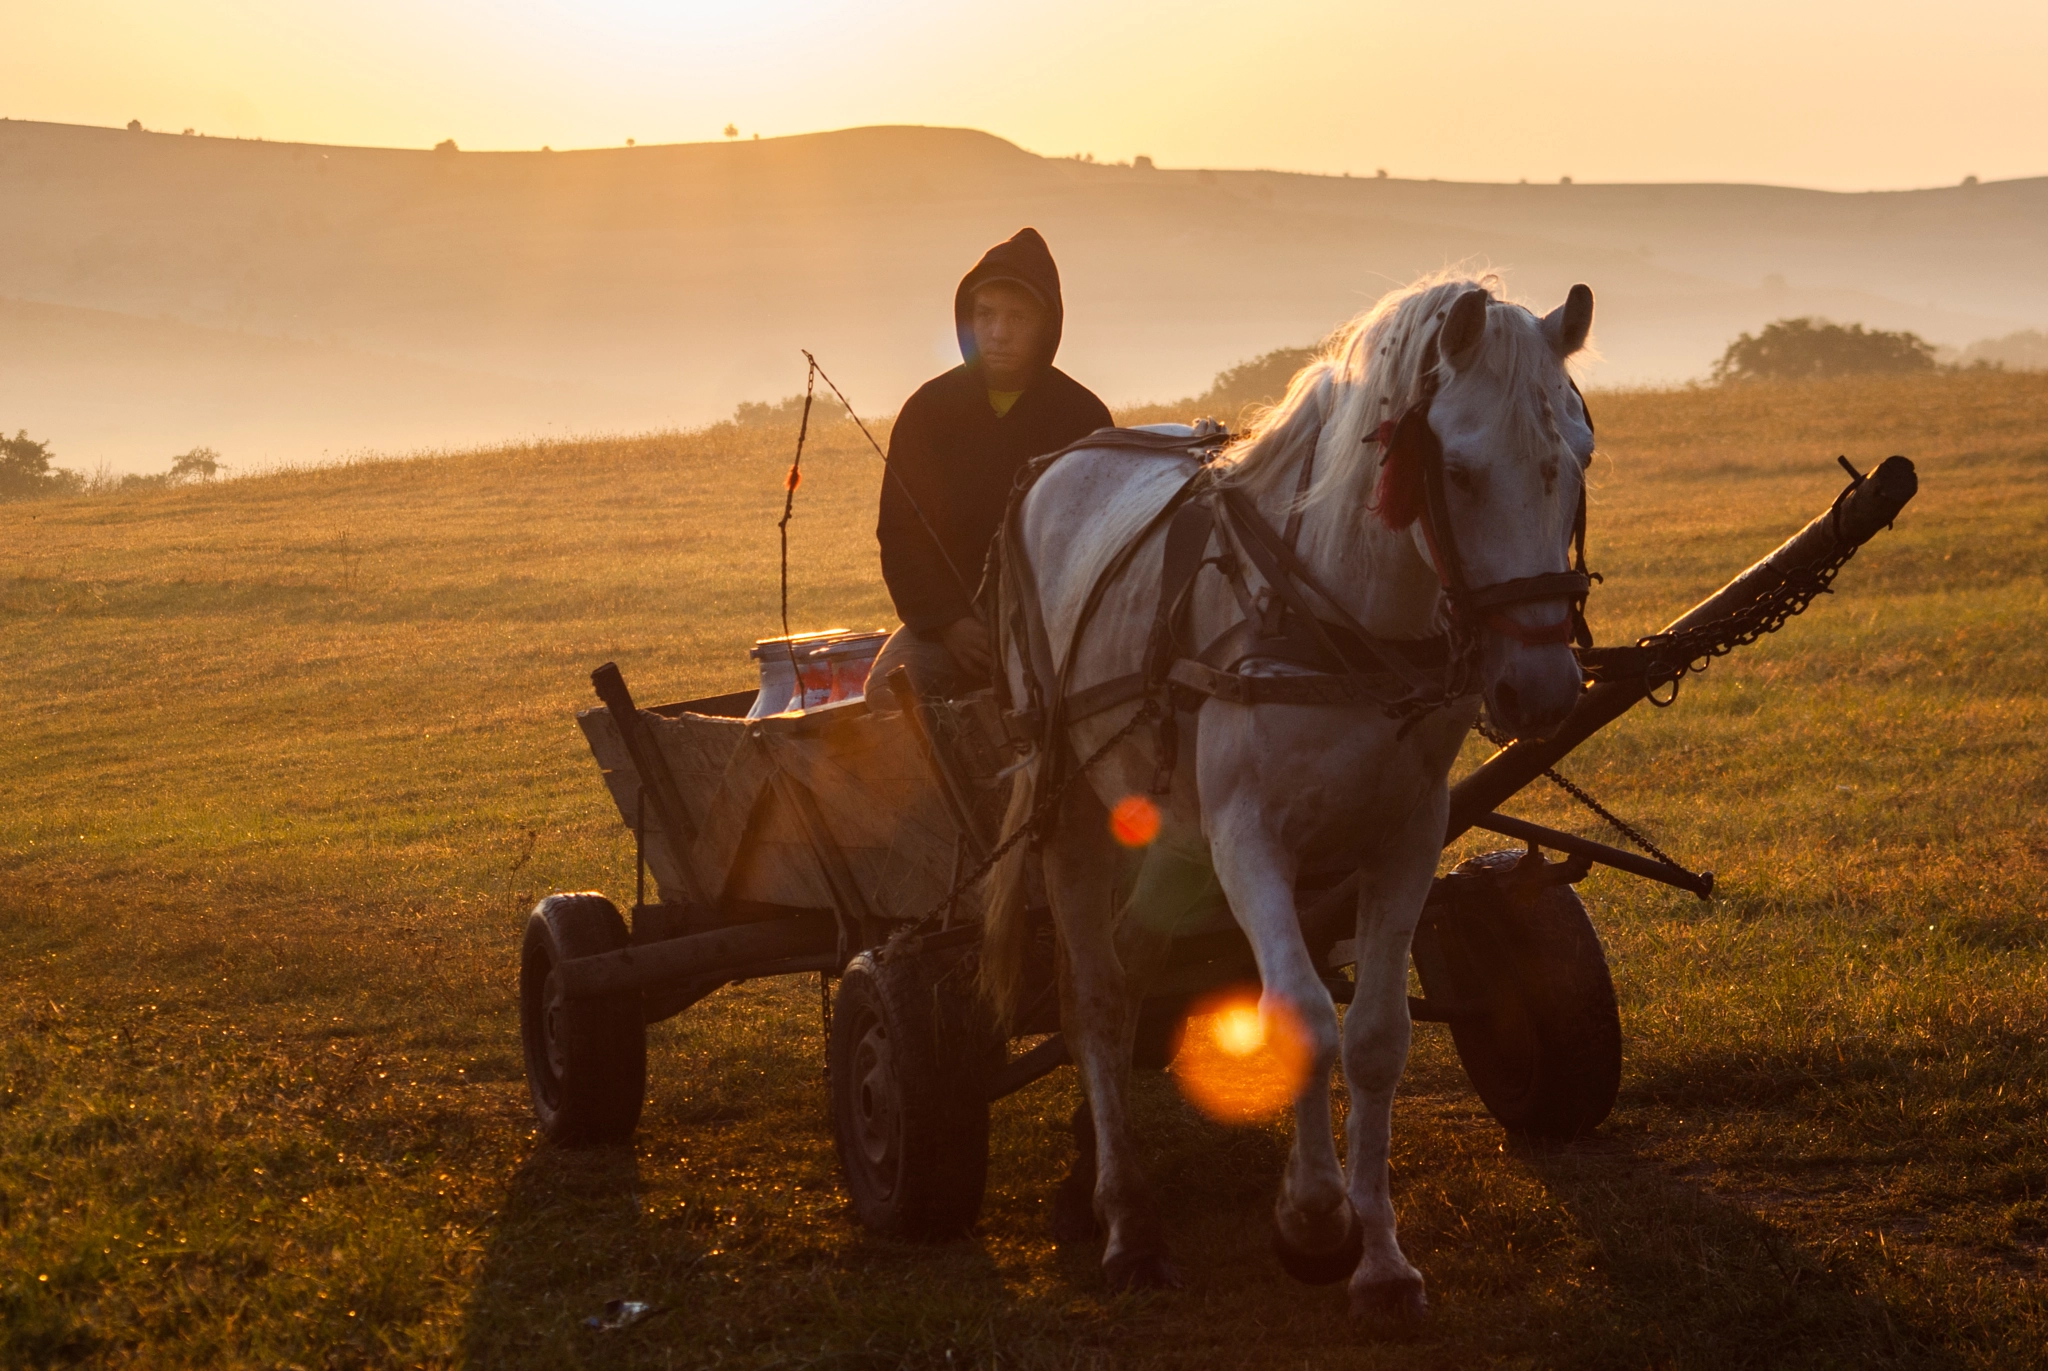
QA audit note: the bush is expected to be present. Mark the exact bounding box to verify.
[1192,346,1319,419]
[732,393,848,428]
[0,430,84,501]
[1713,318,1937,383]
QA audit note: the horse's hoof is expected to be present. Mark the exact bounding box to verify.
[1103,1249,1182,1292]
[1349,1275,1428,1323]
[1050,1178,1100,1243]
[1272,1205,1364,1286]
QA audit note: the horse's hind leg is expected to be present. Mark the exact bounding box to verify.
[1341,819,1441,1321]
[1043,787,1178,1290]
[1050,1099,1098,1242]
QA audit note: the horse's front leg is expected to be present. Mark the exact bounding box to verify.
[1341,797,1443,1320]
[1205,795,1354,1280]
[1044,784,1179,1290]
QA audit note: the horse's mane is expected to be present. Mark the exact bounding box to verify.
[1213,270,1573,513]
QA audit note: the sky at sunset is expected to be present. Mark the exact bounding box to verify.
[6,0,2042,189]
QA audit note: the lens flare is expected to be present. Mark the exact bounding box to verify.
[1108,794,1160,847]
[1171,988,1312,1123]
[1213,1003,1264,1056]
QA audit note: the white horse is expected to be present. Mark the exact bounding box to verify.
[981,274,1597,1315]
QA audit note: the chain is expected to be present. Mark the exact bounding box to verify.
[1626,467,1871,698]
[1475,717,1685,870]
[1635,555,1846,700]
[879,699,1164,956]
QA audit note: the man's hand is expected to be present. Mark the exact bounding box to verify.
[938,616,993,677]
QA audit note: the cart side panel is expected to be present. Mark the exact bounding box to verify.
[702,704,977,924]
[758,715,968,923]
[579,705,757,906]
[576,707,696,900]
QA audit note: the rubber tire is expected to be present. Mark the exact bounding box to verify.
[1436,851,1622,1140]
[828,952,996,1239]
[520,893,647,1146]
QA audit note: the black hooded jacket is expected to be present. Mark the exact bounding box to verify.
[877,228,1112,633]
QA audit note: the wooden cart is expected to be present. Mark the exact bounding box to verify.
[518,456,1917,1238]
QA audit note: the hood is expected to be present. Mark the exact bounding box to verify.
[954,226,1065,372]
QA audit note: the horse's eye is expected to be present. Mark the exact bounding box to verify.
[1446,467,1477,495]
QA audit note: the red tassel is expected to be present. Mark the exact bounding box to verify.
[1373,419,1424,529]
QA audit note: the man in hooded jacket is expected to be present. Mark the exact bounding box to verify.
[870,227,1113,696]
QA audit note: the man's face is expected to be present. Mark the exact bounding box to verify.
[971,281,1047,388]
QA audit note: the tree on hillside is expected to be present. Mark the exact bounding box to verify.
[1956,329,2048,371]
[1713,318,1936,383]
[170,447,223,482]
[0,430,85,501]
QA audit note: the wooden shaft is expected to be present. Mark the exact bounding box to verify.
[555,911,836,1001]
[1470,812,1712,897]
[1445,455,1917,841]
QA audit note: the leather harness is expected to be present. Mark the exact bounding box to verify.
[987,325,1598,800]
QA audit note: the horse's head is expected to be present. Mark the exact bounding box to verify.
[1401,284,1596,739]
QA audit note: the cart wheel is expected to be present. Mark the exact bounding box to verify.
[828,951,996,1238]
[1428,851,1621,1140]
[520,893,646,1146]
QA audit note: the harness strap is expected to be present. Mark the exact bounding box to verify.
[1215,486,1448,698]
[1030,465,1211,811]
[1167,659,1408,709]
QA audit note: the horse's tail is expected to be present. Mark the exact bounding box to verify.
[977,759,1038,1029]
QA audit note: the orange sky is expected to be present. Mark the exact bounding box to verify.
[6,0,2043,188]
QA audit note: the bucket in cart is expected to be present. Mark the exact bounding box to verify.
[747,629,891,719]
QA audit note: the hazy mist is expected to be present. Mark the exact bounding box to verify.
[5,119,2045,474]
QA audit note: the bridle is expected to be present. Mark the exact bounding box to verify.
[1371,312,1596,649]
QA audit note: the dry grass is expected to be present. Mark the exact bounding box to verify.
[2,372,2045,1367]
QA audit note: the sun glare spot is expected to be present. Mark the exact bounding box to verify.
[1109,794,1159,847]
[1171,990,1312,1123]
[1213,1003,1264,1056]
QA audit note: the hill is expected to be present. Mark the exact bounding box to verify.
[2,372,2044,1364]
[4,117,2046,471]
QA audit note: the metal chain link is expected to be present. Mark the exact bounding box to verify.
[1625,481,1868,697]
[1475,717,1685,870]
[1498,466,1877,862]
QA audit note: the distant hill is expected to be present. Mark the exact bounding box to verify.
[3,118,2044,471]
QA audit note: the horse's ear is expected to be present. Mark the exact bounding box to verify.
[1544,284,1594,357]
[1439,288,1491,371]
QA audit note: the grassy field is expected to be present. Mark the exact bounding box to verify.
[3,371,2045,1368]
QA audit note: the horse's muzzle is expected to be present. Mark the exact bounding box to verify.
[1484,640,1582,740]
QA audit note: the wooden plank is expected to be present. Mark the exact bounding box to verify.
[687,729,782,904]
[770,770,882,930]
[755,717,964,923]
[577,706,695,901]
[577,706,633,775]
